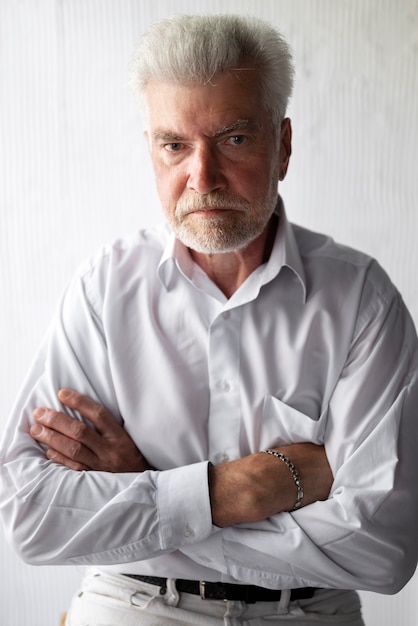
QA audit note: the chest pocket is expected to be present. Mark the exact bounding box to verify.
[259,394,328,450]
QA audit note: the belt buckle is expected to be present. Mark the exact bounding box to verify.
[199,581,206,600]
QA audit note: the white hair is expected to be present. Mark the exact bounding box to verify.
[129,14,294,131]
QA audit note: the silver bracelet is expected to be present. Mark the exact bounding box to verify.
[262,449,304,511]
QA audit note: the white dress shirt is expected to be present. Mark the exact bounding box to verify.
[1,200,418,594]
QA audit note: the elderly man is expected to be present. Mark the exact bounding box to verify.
[1,14,418,626]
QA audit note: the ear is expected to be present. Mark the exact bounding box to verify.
[278,118,292,181]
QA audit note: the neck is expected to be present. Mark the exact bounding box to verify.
[189,214,278,298]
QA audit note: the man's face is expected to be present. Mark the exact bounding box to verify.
[145,69,291,254]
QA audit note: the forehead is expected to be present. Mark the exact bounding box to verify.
[144,69,268,135]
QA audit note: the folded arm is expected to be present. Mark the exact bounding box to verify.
[30,389,333,524]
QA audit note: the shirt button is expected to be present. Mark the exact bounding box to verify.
[184,523,195,538]
[213,452,230,464]
[223,311,231,319]
[217,379,231,392]
[199,555,212,563]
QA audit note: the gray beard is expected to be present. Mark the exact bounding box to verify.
[173,192,278,254]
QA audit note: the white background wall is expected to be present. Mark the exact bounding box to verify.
[1,1,417,624]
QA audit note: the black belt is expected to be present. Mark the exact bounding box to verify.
[123,574,319,604]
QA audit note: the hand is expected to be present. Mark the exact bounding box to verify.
[30,389,150,473]
[209,443,332,527]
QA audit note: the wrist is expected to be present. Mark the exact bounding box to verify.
[261,449,303,510]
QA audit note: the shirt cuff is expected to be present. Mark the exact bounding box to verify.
[156,461,213,551]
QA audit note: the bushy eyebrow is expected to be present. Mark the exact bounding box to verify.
[151,119,257,143]
[151,131,185,142]
[211,119,254,137]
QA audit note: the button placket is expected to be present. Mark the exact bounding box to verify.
[207,309,241,463]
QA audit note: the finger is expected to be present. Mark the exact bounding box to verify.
[45,447,90,472]
[30,417,98,468]
[33,407,99,451]
[32,397,150,473]
[58,389,119,435]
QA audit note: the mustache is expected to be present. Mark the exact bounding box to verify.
[176,193,249,216]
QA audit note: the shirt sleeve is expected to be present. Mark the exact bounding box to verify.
[0,266,213,566]
[180,270,418,594]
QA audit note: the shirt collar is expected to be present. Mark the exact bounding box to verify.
[263,196,307,302]
[157,231,193,292]
[157,196,306,302]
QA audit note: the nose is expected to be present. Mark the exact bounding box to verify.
[186,145,226,194]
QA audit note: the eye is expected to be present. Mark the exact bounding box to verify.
[164,142,183,152]
[228,135,247,146]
